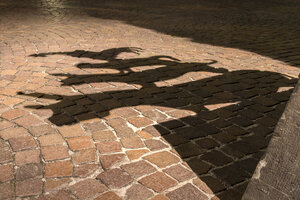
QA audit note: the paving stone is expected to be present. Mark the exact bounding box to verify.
[121,137,145,149]
[121,160,156,178]
[143,125,170,136]
[44,178,72,192]
[45,161,73,178]
[151,194,170,200]
[16,163,42,181]
[15,149,40,165]
[74,164,99,177]
[145,139,168,150]
[69,179,107,199]
[139,172,177,192]
[160,120,185,130]
[100,154,126,169]
[67,136,94,150]
[163,164,195,182]
[144,151,180,168]
[92,130,116,141]
[0,182,14,199]
[72,148,97,164]
[83,121,108,132]
[175,142,204,158]
[9,135,36,151]
[175,126,206,139]
[166,183,208,200]
[97,168,132,188]
[95,191,122,200]
[1,108,27,120]
[126,184,154,200]
[96,140,122,153]
[58,124,85,137]
[0,120,13,130]
[42,145,69,161]
[0,164,14,182]
[0,145,12,164]
[14,114,43,128]
[126,149,150,160]
[201,150,233,166]
[212,164,251,186]
[39,133,65,146]
[28,124,57,136]
[0,127,29,140]
[193,176,226,194]
[212,131,236,144]
[196,138,220,149]
[16,179,43,197]
[128,116,154,128]
[186,158,212,175]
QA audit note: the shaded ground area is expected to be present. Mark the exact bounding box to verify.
[0,1,300,200]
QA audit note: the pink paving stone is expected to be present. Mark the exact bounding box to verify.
[74,164,99,177]
[58,124,84,137]
[95,191,122,200]
[0,127,29,140]
[96,140,122,153]
[128,116,154,128]
[71,148,97,164]
[14,114,43,128]
[121,160,156,178]
[38,190,75,200]
[111,107,140,118]
[100,154,126,169]
[67,136,94,151]
[137,130,153,139]
[125,184,154,200]
[38,133,65,146]
[15,149,40,165]
[0,182,14,199]
[69,179,107,199]
[0,140,12,164]
[0,120,13,130]
[151,194,170,200]
[139,172,177,192]
[144,151,180,168]
[120,136,145,149]
[8,135,36,151]
[163,164,196,182]
[28,124,57,136]
[1,108,27,120]
[145,139,168,151]
[92,130,116,141]
[44,178,72,192]
[45,161,73,178]
[41,145,69,161]
[16,179,43,197]
[97,168,133,189]
[16,163,43,181]
[126,149,150,160]
[0,164,14,182]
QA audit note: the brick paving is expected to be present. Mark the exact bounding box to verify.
[0,0,300,199]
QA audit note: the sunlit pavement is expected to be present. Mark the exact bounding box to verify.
[0,0,300,199]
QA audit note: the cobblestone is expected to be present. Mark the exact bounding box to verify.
[0,0,299,199]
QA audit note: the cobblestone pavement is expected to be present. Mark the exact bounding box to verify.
[0,0,300,200]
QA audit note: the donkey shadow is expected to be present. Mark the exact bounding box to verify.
[22,48,298,199]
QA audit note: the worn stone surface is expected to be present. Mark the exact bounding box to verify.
[0,0,299,199]
[243,80,300,200]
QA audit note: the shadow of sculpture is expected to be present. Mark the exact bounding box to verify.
[21,48,298,199]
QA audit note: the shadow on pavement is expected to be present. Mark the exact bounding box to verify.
[20,48,298,199]
[77,0,300,67]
